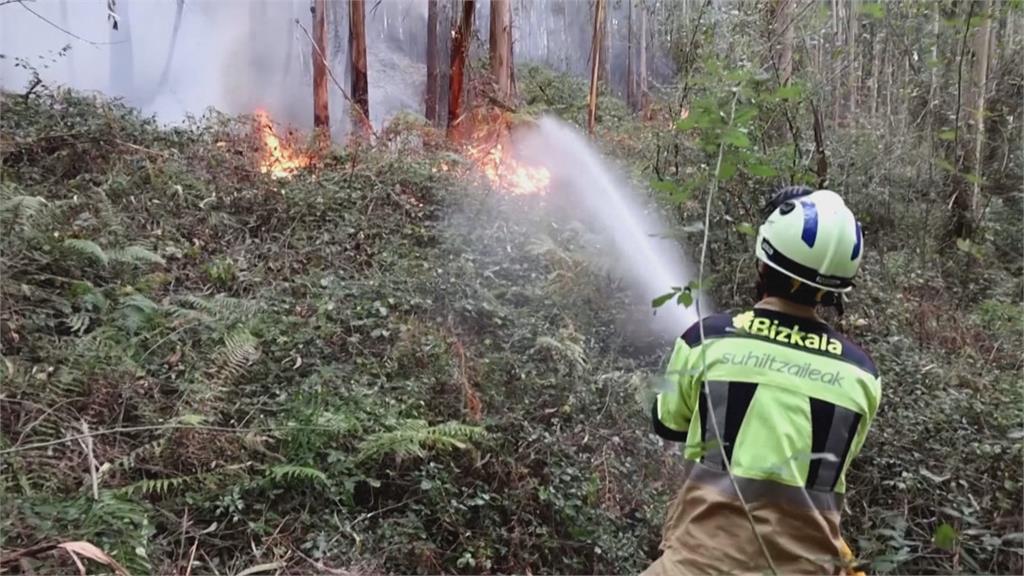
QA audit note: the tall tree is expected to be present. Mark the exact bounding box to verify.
[968,0,993,214]
[312,0,330,133]
[772,0,794,85]
[426,0,440,124]
[847,0,859,118]
[587,0,607,135]
[489,0,515,101]
[448,0,475,138]
[627,0,636,110]
[639,0,648,111]
[349,0,370,135]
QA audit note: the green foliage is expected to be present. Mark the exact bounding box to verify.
[356,420,487,463]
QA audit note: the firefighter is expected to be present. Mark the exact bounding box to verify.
[645,186,880,575]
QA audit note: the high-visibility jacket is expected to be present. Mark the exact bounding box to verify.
[644,307,881,576]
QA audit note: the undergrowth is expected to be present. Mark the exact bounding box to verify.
[1,74,1021,575]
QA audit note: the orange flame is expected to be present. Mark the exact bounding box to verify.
[463,131,550,196]
[253,110,311,178]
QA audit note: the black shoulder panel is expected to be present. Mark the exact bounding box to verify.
[827,331,879,377]
[680,314,735,348]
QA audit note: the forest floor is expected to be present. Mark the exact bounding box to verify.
[1,77,1022,575]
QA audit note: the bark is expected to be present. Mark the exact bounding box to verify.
[588,0,606,135]
[598,0,610,85]
[847,0,858,119]
[489,0,514,101]
[968,0,993,213]
[312,0,330,133]
[426,0,439,124]
[870,23,881,118]
[772,0,794,85]
[639,0,648,110]
[627,0,636,110]
[348,0,370,136]
[447,0,475,139]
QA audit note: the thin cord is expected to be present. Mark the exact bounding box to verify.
[694,86,779,575]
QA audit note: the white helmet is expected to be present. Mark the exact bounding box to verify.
[755,188,863,292]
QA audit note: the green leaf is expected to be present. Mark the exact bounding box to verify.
[718,156,738,181]
[676,115,699,132]
[772,84,803,101]
[935,158,956,173]
[858,3,885,20]
[722,128,751,149]
[938,129,957,141]
[735,223,757,236]
[934,523,957,551]
[652,291,676,309]
[651,179,680,195]
[676,290,694,308]
[746,163,777,178]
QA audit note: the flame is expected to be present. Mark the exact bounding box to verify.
[463,131,550,196]
[253,110,311,178]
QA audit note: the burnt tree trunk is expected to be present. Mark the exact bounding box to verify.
[312,0,330,134]
[426,0,440,124]
[489,0,514,101]
[349,0,370,135]
[587,0,606,135]
[447,0,475,139]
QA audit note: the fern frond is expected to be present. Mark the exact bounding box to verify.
[0,195,49,232]
[120,475,191,497]
[210,327,261,383]
[117,294,161,333]
[174,295,260,324]
[268,464,328,485]
[356,420,487,463]
[62,238,109,265]
[108,245,166,266]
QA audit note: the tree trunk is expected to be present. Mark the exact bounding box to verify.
[312,0,330,134]
[598,0,610,86]
[627,0,636,110]
[772,0,794,85]
[448,0,475,139]
[870,22,881,119]
[847,0,858,120]
[968,0,993,214]
[639,0,648,111]
[587,0,606,135]
[349,0,370,136]
[489,0,514,101]
[426,0,439,124]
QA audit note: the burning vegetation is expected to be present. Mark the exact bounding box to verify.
[253,110,312,179]
[442,110,552,196]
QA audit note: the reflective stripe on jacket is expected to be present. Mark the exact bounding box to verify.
[646,308,881,575]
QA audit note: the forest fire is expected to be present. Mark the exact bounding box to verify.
[253,110,311,178]
[462,128,551,195]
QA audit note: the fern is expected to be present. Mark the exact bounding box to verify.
[209,327,261,383]
[120,475,191,497]
[172,295,260,324]
[62,238,109,265]
[0,194,49,233]
[356,420,487,463]
[117,293,161,333]
[108,245,166,266]
[268,464,328,485]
